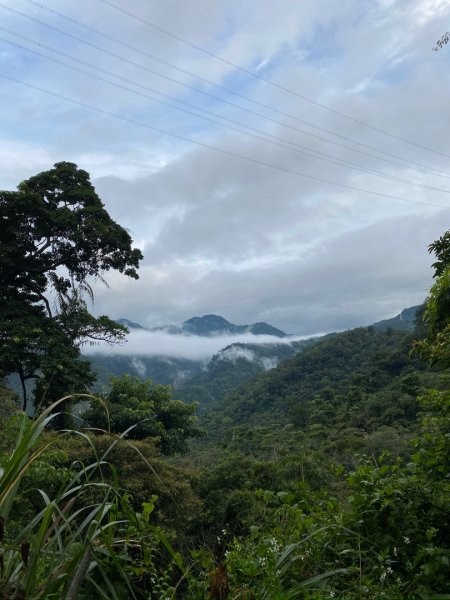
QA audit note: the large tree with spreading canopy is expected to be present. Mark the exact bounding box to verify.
[0,162,143,411]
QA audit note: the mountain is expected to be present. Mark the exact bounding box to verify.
[371,305,422,332]
[201,317,448,442]
[88,314,289,393]
[87,354,205,391]
[116,318,148,330]
[249,321,288,337]
[155,314,287,337]
[116,308,421,338]
[176,339,316,410]
[87,338,313,397]
[91,307,422,406]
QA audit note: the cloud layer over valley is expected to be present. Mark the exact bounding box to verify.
[84,330,316,362]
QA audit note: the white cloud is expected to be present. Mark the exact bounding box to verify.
[0,142,53,189]
[84,330,313,361]
[130,357,147,377]
[2,0,450,334]
[217,346,256,363]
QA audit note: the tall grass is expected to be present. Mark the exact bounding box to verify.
[0,397,139,600]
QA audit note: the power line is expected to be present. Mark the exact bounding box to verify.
[1,71,449,211]
[15,0,450,179]
[3,31,448,196]
[95,0,450,160]
[5,7,449,183]
[3,29,450,197]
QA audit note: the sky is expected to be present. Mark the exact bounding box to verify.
[1,0,450,335]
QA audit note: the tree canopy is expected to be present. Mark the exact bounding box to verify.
[414,231,450,368]
[0,162,143,411]
[82,375,204,454]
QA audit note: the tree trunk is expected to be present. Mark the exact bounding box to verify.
[18,366,27,412]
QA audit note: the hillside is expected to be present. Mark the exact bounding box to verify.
[86,353,205,391]
[371,304,422,331]
[89,306,423,403]
[202,325,449,449]
[176,338,316,409]
[87,314,289,392]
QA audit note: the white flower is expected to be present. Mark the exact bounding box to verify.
[403,536,410,544]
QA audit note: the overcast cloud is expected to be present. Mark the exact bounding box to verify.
[1,0,450,336]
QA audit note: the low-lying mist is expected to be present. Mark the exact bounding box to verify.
[83,330,319,361]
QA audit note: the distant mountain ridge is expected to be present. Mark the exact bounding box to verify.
[87,305,422,403]
[117,314,287,337]
[181,314,287,337]
[371,305,422,332]
[117,306,422,339]
[116,318,148,330]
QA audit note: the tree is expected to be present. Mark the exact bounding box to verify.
[0,299,94,411]
[344,229,450,597]
[415,230,450,367]
[82,375,204,454]
[0,162,143,412]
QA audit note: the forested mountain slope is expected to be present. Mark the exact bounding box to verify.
[203,326,447,443]
[87,353,205,391]
[84,307,421,404]
[176,339,315,410]
[371,304,422,331]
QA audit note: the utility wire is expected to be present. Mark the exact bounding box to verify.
[1,72,449,211]
[5,7,446,183]
[95,0,450,159]
[4,30,450,196]
[14,0,450,179]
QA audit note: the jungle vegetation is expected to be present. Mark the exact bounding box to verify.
[0,165,448,599]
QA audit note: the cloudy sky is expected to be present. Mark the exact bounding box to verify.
[1,0,450,335]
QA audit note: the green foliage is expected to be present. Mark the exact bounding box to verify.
[2,190,450,599]
[0,401,127,599]
[224,528,345,599]
[177,340,313,411]
[194,453,275,537]
[187,385,449,598]
[0,382,18,422]
[341,391,450,597]
[0,162,142,411]
[82,374,204,454]
[0,403,196,599]
[181,230,450,599]
[414,231,450,368]
[197,325,444,471]
[208,328,422,429]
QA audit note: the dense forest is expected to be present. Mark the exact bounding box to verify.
[0,164,449,599]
